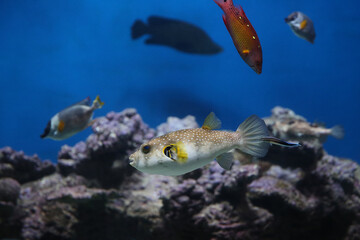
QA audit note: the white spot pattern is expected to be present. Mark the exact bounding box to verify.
[148,128,239,149]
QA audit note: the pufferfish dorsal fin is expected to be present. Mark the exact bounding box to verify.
[168,141,188,164]
[202,112,221,130]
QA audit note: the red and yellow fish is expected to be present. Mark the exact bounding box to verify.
[214,0,262,74]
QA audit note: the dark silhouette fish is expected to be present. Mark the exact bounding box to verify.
[131,16,222,54]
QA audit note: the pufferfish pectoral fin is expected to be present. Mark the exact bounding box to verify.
[170,141,188,164]
[216,152,233,170]
[202,112,222,130]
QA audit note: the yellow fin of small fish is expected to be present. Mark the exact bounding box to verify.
[202,112,221,130]
[58,120,65,132]
[93,95,105,109]
[171,141,188,164]
[300,20,307,30]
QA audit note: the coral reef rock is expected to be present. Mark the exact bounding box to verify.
[0,107,359,240]
[0,177,21,234]
[57,109,155,187]
[0,147,55,184]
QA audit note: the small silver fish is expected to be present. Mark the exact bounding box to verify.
[40,96,104,140]
[285,11,316,43]
[129,113,299,176]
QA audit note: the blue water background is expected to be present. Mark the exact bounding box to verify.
[0,0,359,162]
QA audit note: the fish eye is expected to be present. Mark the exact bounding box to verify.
[163,145,176,161]
[224,0,227,2]
[290,13,298,21]
[164,145,172,158]
[142,144,151,154]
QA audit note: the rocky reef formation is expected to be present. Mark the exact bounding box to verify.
[57,109,155,188]
[0,107,359,240]
[0,147,56,184]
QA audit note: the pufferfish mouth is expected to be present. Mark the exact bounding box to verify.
[129,154,136,166]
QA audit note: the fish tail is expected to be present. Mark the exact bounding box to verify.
[330,125,344,139]
[131,20,148,39]
[92,95,104,109]
[236,115,270,158]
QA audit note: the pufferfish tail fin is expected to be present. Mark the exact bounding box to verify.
[330,125,344,139]
[236,115,270,158]
[92,95,105,110]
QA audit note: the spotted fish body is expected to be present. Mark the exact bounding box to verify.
[129,113,299,176]
[137,128,239,176]
[214,0,262,74]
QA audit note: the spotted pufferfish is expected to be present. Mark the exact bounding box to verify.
[129,112,299,176]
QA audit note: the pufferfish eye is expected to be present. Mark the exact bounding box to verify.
[142,145,151,154]
[164,145,173,159]
[163,145,176,161]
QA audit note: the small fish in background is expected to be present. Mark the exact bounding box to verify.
[214,0,263,74]
[40,96,104,140]
[131,16,223,54]
[285,11,316,43]
[265,107,345,144]
[283,121,344,143]
[129,112,299,176]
